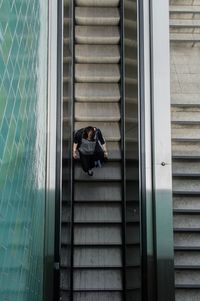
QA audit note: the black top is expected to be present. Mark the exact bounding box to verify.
[73,127,106,149]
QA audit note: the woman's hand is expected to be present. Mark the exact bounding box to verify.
[73,143,78,159]
[73,150,78,159]
[104,151,108,158]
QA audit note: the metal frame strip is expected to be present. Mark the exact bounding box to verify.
[150,0,175,300]
[53,0,63,299]
[120,0,127,300]
[138,0,155,300]
[70,0,75,299]
[44,0,59,300]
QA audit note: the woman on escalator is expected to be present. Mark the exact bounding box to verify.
[73,126,108,176]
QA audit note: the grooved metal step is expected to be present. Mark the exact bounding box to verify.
[173,178,200,193]
[170,5,200,13]
[73,225,122,245]
[73,247,122,267]
[75,63,120,82]
[74,162,122,181]
[171,94,200,107]
[170,33,200,42]
[75,45,120,63]
[75,102,120,122]
[73,292,122,301]
[172,125,200,141]
[75,83,120,102]
[174,232,200,248]
[173,196,200,210]
[75,26,120,44]
[175,250,200,266]
[172,161,200,175]
[170,20,200,28]
[171,108,200,124]
[73,270,123,290]
[74,182,122,202]
[74,203,122,222]
[75,7,120,25]
[75,0,120,6]
[174,214,200,229]
[175,270,200,286]
[175,289,200,301]
[172,141,200,157]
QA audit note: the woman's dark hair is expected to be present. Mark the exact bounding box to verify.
[83,126,95,140]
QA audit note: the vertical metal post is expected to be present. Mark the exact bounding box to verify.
[44,0,59,300]
[150,0,175,300]
[53,0,63,299]
[70,0,75,299]
[120,0,127,300]
[138,0,156,300]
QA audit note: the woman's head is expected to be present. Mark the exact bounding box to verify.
[83,126,95,140]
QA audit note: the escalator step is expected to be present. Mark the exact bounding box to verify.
[73,269,123,290]
[74,162,122,181]
[75,0,120,7]
[73,203,122,223]
[75,83,120,102]
[75,63,120,83]
[172,125,200,141]
[74,182,122,202]
[172,141,200,157]
[75,7,120,26]
[173,179,200,194]
[73,291,122,301]
[173,196,200,211]
[171,108,200,124]
[75,102,120,122]
[174,214,200,229]
[172,161,200,176]
[75,45,120,63]
[73,246,122,267]
[73,224,122,245]
[75,26,120,44]
[175,270,200,287]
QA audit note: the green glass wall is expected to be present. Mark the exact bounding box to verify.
[0,1,48,300]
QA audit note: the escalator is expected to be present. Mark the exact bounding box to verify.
[72,0,122,299]
[55,0,200,300]
[60,0,140,300]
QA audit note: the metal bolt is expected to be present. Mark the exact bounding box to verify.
[161,162,166,166]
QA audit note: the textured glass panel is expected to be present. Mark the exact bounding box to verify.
[0,0,48,300]
[124,0,141,299]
